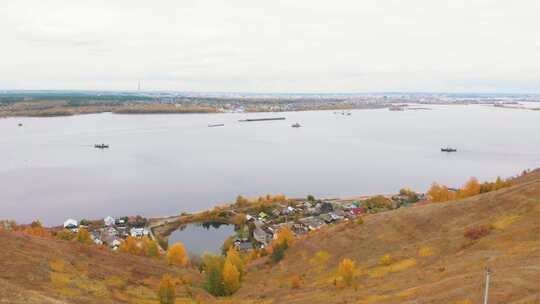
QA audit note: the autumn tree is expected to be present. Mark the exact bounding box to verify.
[144,237,160,258]
[427,183,455,202]
[76,228,93,245]
[235,195,250,206]
[23,220,48,237]
[364,195,394,209]
[226,247,245,279]
[274,226,294,247]
[119,236,142,255]
[494,176,510,190]
[167,243,189,266]
[223,259,240,295]
[461,177,481,197]
[203,254,225,296]
[337,258,357,287]
[157,274,176,304]
[56,229,75,241]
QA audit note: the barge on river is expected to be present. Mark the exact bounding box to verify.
[239,117,286,122]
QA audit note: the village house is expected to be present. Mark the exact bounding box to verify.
[104,216,115,227]
[63,219,78,230]
[130,227,149,237]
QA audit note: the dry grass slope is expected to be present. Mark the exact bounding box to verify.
[233,169,540,303]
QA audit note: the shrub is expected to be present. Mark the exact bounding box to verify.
[56,229,75,241]
[157,274,175,304]
[167,243,189,266]
[417,246,435,257]
[290,275,303,289]
[309,251,330,270]
[380,254,393,266]
[464,226,491,240]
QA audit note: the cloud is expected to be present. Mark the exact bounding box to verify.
[0,0,539,92]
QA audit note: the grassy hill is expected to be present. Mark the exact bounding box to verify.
[233,169,540,303]
[2,169,540,303]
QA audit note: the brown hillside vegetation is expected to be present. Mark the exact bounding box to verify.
[2,169,540,303]
[0,231,213,304]
[233,169,540,303]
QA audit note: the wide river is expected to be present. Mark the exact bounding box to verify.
[1,104,538,225]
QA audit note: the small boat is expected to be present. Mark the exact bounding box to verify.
[208,123,225,128]
[239,117,286,122]
[95,144,109,149]
[441,147,457,152]
[291,123,301,128]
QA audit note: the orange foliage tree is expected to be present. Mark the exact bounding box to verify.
[460,177,481,198]
[167,243,189,266]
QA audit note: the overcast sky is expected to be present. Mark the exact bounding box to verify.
[1,0,539,93]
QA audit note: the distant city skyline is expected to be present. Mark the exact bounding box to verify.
[1,1,539,93]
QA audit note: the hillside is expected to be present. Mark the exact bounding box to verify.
[233,169,540,303]
[2,169,540,303]
[0,231,212,304]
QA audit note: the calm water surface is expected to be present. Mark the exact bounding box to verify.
[168,223,235,256]
[1,104,539,225]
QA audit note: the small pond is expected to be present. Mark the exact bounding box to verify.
[168,222,236,256]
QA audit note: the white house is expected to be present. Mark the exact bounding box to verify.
[130,227,148,237]
[104,216,115,227]
[63,219,78,229]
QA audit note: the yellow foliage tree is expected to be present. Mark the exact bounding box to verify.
[144,237,160,258]
[167,243,189,266]
[222,259,240,295]
[23,220,48,237]
[427,183,456,202]
[337,258,356,287]
[226,247,245,279]
[119,236,142,255]
[76,228,93,245]
[274,226,294,247]
[157,274,176,304]
[462,177,481,197]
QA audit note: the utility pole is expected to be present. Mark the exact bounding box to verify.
[483,267,491,304]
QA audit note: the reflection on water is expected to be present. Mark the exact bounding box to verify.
[0,104,539,225]
[168,222,235,256]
